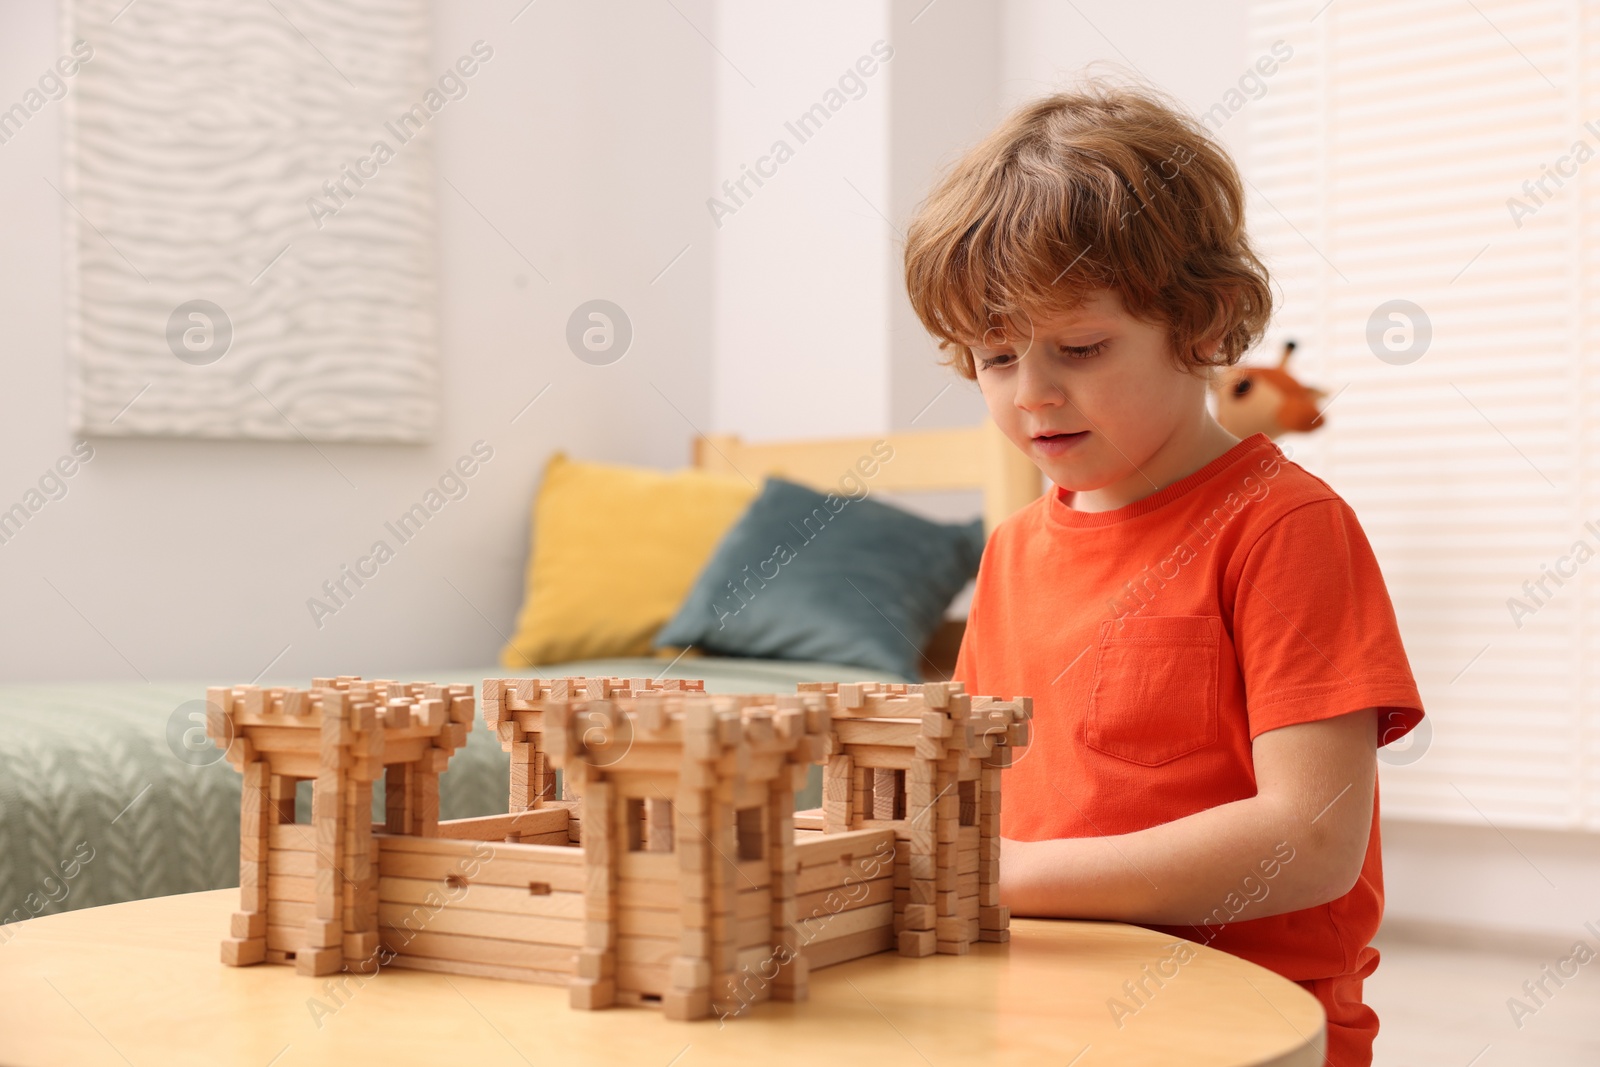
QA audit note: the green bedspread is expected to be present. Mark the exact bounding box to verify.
[0,658,906,928]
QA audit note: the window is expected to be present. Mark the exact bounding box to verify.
[1247,0,1599,828]
[736,806,765,861]
[626,797,675,852]
[958,779,977,827]
[863,767,907,820]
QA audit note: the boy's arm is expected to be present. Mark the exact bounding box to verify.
[999,707,1378,923]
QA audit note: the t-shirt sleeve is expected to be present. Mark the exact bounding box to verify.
[1232,497,1425,747]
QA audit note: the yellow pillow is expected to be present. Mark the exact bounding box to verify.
[500,452,760,667]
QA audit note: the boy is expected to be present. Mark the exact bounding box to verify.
[902,81,1425,1067]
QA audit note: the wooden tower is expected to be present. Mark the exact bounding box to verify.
[208,677,475,976]
[798,680,1031,955]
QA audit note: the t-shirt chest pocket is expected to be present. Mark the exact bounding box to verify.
[1084,615,1222,765]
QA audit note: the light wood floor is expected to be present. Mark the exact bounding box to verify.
[1368,930,1600,1065]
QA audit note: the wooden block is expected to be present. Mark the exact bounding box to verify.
[801,924,893,970]
[794,828,895,869]
[239,860,266,889]
[306,917,342,949]
[669,955,711,989]
[294,946,343,976]
[230,911,266,939]
[569,977,616,1010]
[908,876,940,908]
[377,897,587,946]
[679,927,711,958]
[343,929,379,960]
[584,917,615,949]
[896,928,936,957]
[935,938,971,955]
[268,900,314,934]
[661,988,711,1021]
[835,719,919,746]
[978,928,1011,943]
[617,907,679,940]
[380,929,581,975]
[220,938,265,966]
[240,687,266,718]
[415,773,440,833]
[793,876,893,918]
[225,737,256,767]
[577,948,616,980]
[285,875,332,923]
[980,904,1009,930]
[794,901,892,946]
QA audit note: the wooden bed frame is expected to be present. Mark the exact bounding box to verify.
[693,420,1042,534]
[692,421,1044,680]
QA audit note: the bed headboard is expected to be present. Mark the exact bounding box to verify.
[692,420,1043,534]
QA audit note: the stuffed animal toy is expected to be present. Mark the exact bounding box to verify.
[1213,340,1328,440]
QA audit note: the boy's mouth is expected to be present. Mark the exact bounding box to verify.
[1031,430,1089,455]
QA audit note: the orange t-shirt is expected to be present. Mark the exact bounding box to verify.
[953,432,1425,1067]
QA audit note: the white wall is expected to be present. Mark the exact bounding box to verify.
[0,0,716,683]
[999,0,1252,158]
[885,0,1000,435]
[710,0,893,441]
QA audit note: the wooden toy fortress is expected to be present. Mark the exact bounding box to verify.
[205,674,1031,1020]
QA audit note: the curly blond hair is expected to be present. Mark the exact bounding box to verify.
[903,77,1273,380]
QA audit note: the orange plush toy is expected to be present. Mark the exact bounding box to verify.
[1213,340,1328,440]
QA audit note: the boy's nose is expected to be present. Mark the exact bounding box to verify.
[1012,352,1065,411]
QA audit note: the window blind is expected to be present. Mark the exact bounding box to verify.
[1244,0,1597,829]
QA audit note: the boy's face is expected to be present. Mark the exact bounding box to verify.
[968,288,1217,506]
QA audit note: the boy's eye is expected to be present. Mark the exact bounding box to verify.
[976,340,1106,369]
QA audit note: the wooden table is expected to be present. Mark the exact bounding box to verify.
[0,890,1325,1065]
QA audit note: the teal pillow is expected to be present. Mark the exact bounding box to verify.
[654,477,985,679]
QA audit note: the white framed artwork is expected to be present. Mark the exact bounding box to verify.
[60,0,443,442]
